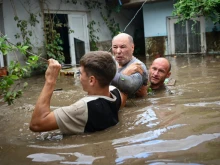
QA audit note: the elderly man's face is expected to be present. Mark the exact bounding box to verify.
[112,36,134,67]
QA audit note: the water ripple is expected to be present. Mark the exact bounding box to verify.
[184,101,220,107]
[115,133,220,164]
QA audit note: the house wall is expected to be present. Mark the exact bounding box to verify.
[143,1,173,57]
[2,0,44,65]
[2,0,136,65]
[143,0,220,56]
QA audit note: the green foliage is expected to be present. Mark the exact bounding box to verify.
[44,15,65,63]
[0,36,16,55]
[100,11,121,38]
[173,0,220,24]
[87,20,100,51]
[0,35,39,105]
[64,0,77,4]
[84,0,102,9]
[83,0,121,41]
[14,14,39,48]
[30,13,40,26]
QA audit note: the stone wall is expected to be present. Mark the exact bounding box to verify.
[96,40,112,52]
[145,36,166,57]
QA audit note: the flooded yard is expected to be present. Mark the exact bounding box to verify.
[0,54,220,165]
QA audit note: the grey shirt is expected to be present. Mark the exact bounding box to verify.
[111,57,148,97]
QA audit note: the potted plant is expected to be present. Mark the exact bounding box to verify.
[0,66,7,77]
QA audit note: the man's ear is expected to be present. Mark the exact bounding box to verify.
[132,43,134,52]
[166,72,171,78]
[89,76,96,86]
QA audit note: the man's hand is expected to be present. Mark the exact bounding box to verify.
[122,63,144,76]
[45,59,61,84]
[135,84,147,97]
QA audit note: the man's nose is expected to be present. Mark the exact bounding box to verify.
[116,48,121,53]
[153,70,159,76]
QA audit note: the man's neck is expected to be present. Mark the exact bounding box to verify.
[87,86,111,97]
[150,83,165,90]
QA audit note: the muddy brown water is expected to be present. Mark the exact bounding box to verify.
[0,55,220,165]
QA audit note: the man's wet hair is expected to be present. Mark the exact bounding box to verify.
[80,51,116,87]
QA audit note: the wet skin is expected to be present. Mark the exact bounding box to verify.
[112,33,134,67]
[149,58,171,89]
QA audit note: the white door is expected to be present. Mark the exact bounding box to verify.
[68,13,90,65]
[167,17,206,54]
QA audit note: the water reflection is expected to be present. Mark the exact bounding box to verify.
[59,152,104,164]
[27,152,104,164]
[184,101,220,107]
[134,107,158,127]
[113,124,186,146]
[27,153,65,162]
[115,133,220,164]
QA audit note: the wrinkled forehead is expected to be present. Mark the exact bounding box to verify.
[113,36,128,44]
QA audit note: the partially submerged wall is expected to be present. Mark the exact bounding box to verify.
[206,31,220,54]
[145,36,167,57]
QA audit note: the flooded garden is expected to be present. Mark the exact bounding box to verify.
[0,54,220,164]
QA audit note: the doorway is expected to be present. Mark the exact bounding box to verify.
[44,13,90,65]
[68,13,90,65]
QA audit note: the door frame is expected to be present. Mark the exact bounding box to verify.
[44,11,90,65]
[167,16,206,54]
[68,12,90,65]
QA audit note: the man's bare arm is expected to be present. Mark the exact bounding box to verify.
[29,59,61,132]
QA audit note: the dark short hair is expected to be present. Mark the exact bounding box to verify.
[80,51,116,87]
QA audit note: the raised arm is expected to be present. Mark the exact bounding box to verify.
[29,59,61,132]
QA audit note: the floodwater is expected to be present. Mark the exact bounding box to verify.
[0,54,220,165]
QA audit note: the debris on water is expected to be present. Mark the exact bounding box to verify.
[166,87,174,95]
[53,88,63,91]
[18,103,35,112]
[36,132,63,141]
[165,78,176,86]
[164,78,169,84]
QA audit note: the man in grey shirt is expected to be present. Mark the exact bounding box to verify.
[111,33,148,97]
